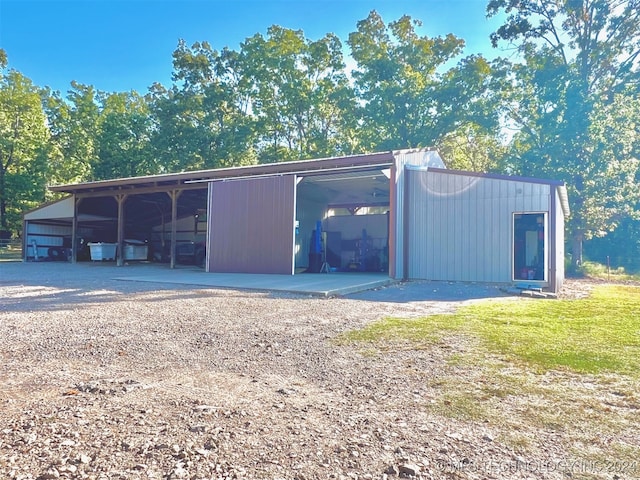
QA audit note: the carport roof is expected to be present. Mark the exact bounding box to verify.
[49,151,399,195]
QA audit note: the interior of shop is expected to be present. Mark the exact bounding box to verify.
[295,168,391,274]
[513,212,546,281]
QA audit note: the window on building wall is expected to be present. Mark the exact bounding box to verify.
[326,206,389,217]
[513,213,546,281]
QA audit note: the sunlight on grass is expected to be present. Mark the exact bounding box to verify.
[581,261,640,280]
[341,285,640,375]
[433,391,488,421]
[340,284,640,475]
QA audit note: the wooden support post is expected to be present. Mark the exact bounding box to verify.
[71,195,80,264]
[167,189,182,269]
[22,219,28,262]
[115,194,128,266]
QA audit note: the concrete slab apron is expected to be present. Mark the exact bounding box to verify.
[113,271,395,296]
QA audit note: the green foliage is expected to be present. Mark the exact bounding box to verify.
[435,123,508,172]
[348,12,504,152]
[241,26,357,161]
[94,91,155,180]
[44,82,99,185]
[584,216,640,273]
[341,285,640,375]
[148,40,258,171]
[578,260,637,279]
[488,0,640,266]
[0,67,50,236]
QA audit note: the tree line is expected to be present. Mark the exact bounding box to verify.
[1,2,639,271]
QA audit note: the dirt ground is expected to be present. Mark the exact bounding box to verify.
[0,262,636,480]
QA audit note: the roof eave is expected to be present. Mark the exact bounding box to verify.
[49,151,396,194]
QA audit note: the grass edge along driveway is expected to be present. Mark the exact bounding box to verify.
[339,285,640,479]
[341,285,640,375]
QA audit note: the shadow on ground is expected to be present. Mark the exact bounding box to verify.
[347,280,509,303]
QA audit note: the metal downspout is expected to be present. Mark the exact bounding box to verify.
[402,166,410,281]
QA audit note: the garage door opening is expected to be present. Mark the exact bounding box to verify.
[295,169,391,274]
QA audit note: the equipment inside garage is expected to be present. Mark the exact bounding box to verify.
[295,168,391,274]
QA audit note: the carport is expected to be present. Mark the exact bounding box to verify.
[32,149,431,274]
[25,179,211,268]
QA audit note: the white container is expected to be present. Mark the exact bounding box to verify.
[88,242,117,261]
[123,240,148,261]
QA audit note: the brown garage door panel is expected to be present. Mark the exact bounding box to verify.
[208,176,296,274]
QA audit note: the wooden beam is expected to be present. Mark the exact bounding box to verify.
[115,194,128,266]
[167,189,183,269]
[74,182,207,199]
[71,195,78,263]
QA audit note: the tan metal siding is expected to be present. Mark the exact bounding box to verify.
[407,170,551,283]
[207,176,296,274]
[391,150,446,279]
[24,197,74,220]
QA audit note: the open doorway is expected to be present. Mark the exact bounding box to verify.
[513,213,546,281]
[295,169,391,274]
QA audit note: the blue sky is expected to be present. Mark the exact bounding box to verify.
[0,0,507,94]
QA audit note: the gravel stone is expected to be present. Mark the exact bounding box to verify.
[0,263,629,479]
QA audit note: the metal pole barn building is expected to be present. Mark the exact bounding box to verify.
[22,148,569,292]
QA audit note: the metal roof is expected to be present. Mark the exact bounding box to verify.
[428,167,570,217]
[46,147,569,217]
[49,151,397,195]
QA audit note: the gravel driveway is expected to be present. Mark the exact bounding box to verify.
[0,261,613,479]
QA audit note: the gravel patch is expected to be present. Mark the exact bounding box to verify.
[0,262,632,479]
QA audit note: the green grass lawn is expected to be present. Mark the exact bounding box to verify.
[580,260,640,281]
[340,285,640,477]
[341,284,640,375]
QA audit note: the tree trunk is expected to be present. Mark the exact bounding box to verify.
[0,193,9,238]
[572,231,584,269]
[0,162,7,234]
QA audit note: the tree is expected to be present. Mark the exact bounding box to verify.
[45,82,100,185]
[240,26,357,162]
[488,0,640,267]
[347,11,504,154]
[0,65,49,237]
[94,91,155,180]
[436,123,508,172]
[149,40,258,172]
